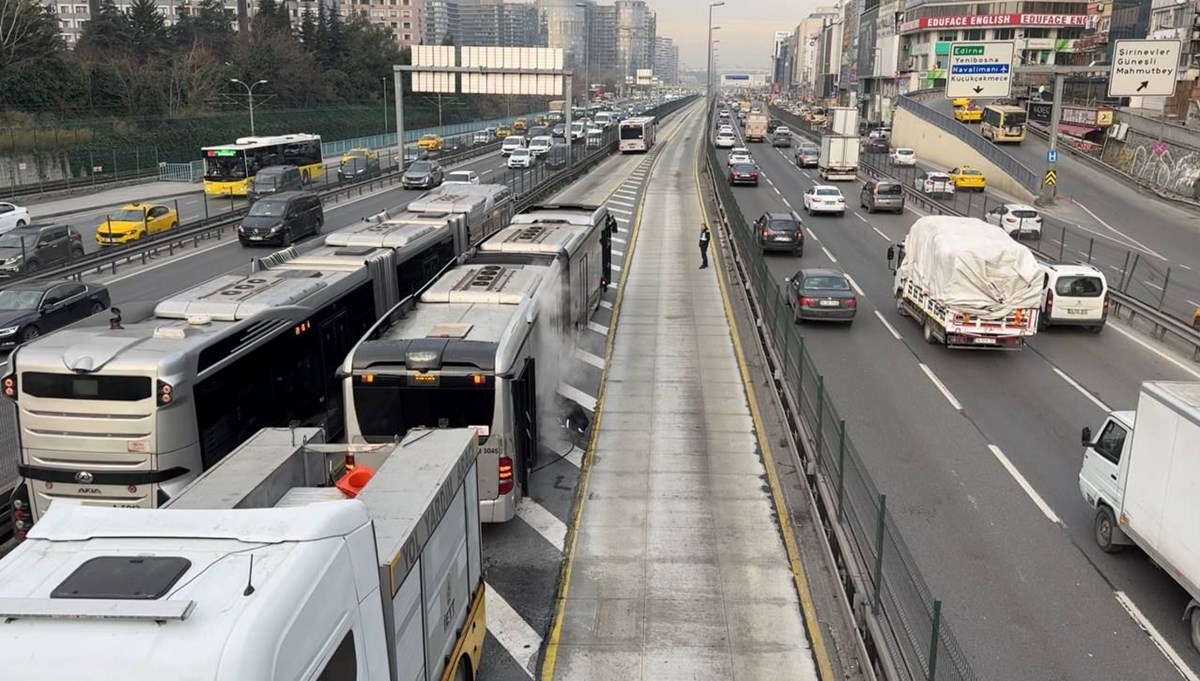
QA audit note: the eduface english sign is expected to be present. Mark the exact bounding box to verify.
[899,14,1087,33]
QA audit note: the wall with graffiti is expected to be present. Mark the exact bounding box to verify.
[1102,129,1200,200]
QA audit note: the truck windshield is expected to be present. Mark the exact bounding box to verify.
[354,382,496,443]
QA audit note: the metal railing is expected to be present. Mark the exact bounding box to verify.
[702,135,978,681]
[770,104,1200,357]
[893,96,1041,192]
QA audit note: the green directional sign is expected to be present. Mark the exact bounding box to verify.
[946,41,1015,99]
[952,45,986,56]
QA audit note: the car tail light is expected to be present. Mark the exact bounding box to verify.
[2,373,16,401]
[750,172,758,178]
[156,379,173,407]
[845,298,857,308]
[1102,292,1110,316]
[762,229,770,238]
[799,297,817,306]
[498,456,515,495]
[1044,289,1054,315]
[1004,216,1016,223]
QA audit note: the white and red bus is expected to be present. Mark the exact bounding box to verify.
[619,116,657,152]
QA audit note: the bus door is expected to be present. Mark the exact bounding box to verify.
[511,358,538,493]
[318,310,350,437]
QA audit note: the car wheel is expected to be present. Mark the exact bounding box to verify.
[923,318,937,344]
[1089,324,1104,334]
[283,228,294,246]
[844,318,854,327]
[90,301,106,315]
[20,326,40,342]
[895,292,908,317]
[314,216,324,235]
[793,305,802,325]
[70,246,84,259]
[25,259,40,273]
[1094,505,1124,553]
[838,211,845,217]
[15,220,26,228]
[170,222,178,231]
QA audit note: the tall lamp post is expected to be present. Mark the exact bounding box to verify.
[707,2,724,111]
[231,78,269,135]
[576,2,590,110]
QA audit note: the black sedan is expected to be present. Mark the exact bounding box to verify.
[401,160,444,189]
[784,268,857,325]
[0,280,110,346]
[728,162,760,186]
[337,155,381,182]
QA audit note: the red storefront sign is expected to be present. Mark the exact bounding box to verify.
[899,14,1087,33]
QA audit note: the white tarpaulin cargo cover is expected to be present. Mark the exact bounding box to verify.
[900,216,1044,318]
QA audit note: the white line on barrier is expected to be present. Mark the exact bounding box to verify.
[918,363,962,410]
[987,445,1062,526]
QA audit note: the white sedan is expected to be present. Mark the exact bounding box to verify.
[914,171,955,197]
[507,148,535,169]
[985,203,1043,239]
[0,202,31,234]
[889,147,916,166]
[803,185,846,216]
[444,170,480,185]
[715,132,736,148]
[727,150,753,166]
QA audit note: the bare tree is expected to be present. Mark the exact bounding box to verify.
[0,0,64,69]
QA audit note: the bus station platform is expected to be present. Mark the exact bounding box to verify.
[545,114,820,680]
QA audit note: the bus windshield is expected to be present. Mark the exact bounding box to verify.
[620,125,644,140]
[353,382,496,443]
[1002,111,1027,126]
[204,155,248,181]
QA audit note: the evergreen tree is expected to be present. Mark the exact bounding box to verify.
[316,6,346,70]
[125,0,168,59]
[252,0,291,36]
[298,8,318,49]
[76,0,132,57]
[172,0,234,58]
[0,0,65,70]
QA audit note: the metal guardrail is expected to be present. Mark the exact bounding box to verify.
[770,104,1200,360]
[701,122,978,681]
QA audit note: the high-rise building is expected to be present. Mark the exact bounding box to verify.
[539,0,590,69]
[589,3,619,84]
[425,0,459,45]
[54,0,258,46]
[459,0,542,47]
[337,0,424,46]
[655,36,679,84]
[614,0,655,82]
[771,30,792,89]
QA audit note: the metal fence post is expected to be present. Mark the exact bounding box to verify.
[927,599,943,681]
[1158,267,1170,311]
[1086,237,1094,263]
[1058,223,1066,261]
[871,493,887,614]
[814,375,825,460]
[836,419,847,521]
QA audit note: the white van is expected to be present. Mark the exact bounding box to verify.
[501,135,525,156]
[528,135,554,156]
[1040,263,1109,332]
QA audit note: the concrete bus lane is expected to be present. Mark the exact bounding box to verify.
[725,132,1195,680]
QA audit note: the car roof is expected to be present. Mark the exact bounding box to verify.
[799,268,846,279]
[812,185,841,191]
[9,223,58,234]
[764,212,795,221]
[1043,263,1105,278]
[3,280,62,292]
[1003,203,1038,211]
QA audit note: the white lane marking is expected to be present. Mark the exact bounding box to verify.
[558,382,598,412]
[587,320,609,335]
[820,246,838,263]
[1188,299,1200,309]
[872,226,891,241]
[564,446,584,469]
[486,583,541,678]
[611,263,622,272]
[1181,264,1194,271]
[608,207,633,215]
[773,187,782,196]
[781,197,792,208]
[613,189,637,198]
[844,274,864,296]
[802,171,812,179]
[1073,200,1167,261]
[515,497,567,552]
[614,215,630,223]
[575,347,605,369]
[918,363,962,411]
[855,212,869,223]
[612,249,625,257]
[987,445,1063,526]
[480,169,493,176]
[1145,281,1163,291]
[874,311,902,340]
[807,227,820,242]
[599,300,613,310]
[1114,591,1200,681]
[607,199,636,208]
[1108,323,1200,380]
[612,236,628,244]
[1051,367,1111,412]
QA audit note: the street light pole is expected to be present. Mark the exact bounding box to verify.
[231,78,269,136]
[707,2,724,112]
[576,2,590,111]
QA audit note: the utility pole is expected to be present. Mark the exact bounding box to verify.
[1042,72,1066,204]
[230,78,269,136]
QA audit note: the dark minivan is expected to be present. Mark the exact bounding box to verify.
[860,179,905,214]
[248,165,304,203]
[238,191,323,246]
[754,212,804,256]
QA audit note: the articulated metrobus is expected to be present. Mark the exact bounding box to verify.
[2,209,489,532]
[342,204,613,523]
[619,116,658,152]
[201,134,324,196]
[980,105,1027,144]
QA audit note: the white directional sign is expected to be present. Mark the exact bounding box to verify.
[946,41,1014,99]
[1108,39,1181,98]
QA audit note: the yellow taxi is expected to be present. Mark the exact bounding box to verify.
[340,147,378,165]
[947,166,987,191]
[416,134,444,152]
[96,203,179,247]
[954,102,982,123]
[513,118,528,132]
[495,126,513,139]
[952,97,970,108]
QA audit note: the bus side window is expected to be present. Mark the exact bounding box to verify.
[314,630,357,681]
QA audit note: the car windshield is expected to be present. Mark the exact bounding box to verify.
[0,289,42,310]
[959,169,982,176]
[816,188,841,197]
[106,209,146,222]
[0,232,36,248]
[768,219,798,232]
[804,275,850,291]
[252,172,287,188]
[421,136,437,141]
[928,174,950,181]
[1055,275,1104,297]
[247,201,285,217]
[876,183,902,195]
[1011,209,1039,218]
[732,164,757,172]
[408,162,432,173]
[801,146,818,154]
[895,149,914,156]
[513,149,530,157]
[447,173,472,182]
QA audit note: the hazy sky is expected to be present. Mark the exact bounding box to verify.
[651,0,815,71]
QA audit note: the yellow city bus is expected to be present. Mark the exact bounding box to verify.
[980,105,1027,144]
[201,134,324,196]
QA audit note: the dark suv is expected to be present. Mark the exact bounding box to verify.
[754,212,804,256]
[0,224,85,277]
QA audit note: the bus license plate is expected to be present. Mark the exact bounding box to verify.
[973,337,997,345]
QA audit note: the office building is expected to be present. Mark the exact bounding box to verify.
[459,0,543,47]
[655,36,679,84]
[539,0,590,68]
[772,30,792,90]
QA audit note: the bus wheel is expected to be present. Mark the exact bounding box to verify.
[453,658,472,681]
[301,170,310,184]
